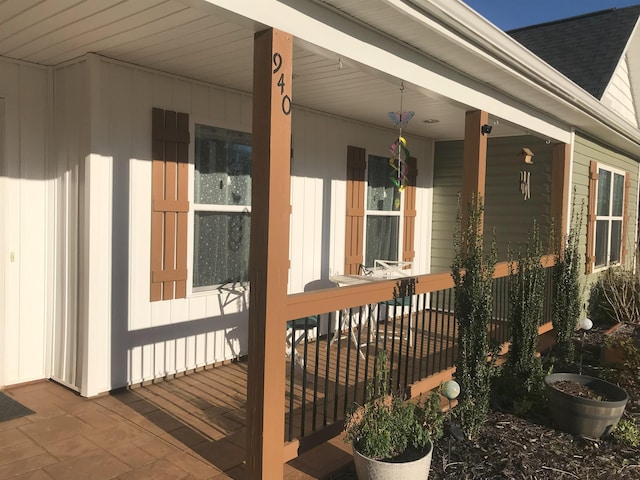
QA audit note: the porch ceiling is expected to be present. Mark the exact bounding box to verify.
[0,0,526,140]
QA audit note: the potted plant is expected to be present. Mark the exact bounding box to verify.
[344,351,444,479]
[544,370,628,439]
[546,201,629,439]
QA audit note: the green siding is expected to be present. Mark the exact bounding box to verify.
[485,137,553,260]
[572,135,639,305]
[430,136,554,273]
[431,140,463,273]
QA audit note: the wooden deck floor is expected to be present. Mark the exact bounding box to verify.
[285,311,459,447]
[0,310,515,478]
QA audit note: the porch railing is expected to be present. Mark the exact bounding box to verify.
[284,256,555,453]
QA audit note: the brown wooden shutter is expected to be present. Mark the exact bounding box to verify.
[585,161,598,274]
[151,108,190,301]
[621,172,631,265]
[402,156,417,266]
[345,146,366,274]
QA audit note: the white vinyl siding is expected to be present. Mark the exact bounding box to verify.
[601,55,638,128]
[0,58,51,388]
[79,55,433,392]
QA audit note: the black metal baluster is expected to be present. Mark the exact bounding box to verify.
[445,287,453,369]
[287,322,296,441]
[343,308,354,416]
[312,314,321,432]
[323,312,332,427]
[300,318,310,437]
[333,310,343,421]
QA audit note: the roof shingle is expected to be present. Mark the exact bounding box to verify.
[509,5,640,99]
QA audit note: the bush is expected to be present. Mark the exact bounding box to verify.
[494,221,546,411]
[552,198,583,365]
[344,351,444,461]
[590,266,640,326]
[612,418,640,447]
[451,195,496,440]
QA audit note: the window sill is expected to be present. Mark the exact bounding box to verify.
[191,282,250,297]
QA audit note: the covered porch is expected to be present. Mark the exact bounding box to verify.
[0,1,583,479]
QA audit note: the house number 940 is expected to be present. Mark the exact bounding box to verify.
[272,52,291,116]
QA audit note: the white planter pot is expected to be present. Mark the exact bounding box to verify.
[352,441,433,480]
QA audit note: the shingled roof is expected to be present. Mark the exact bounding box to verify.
[509,5,640,99]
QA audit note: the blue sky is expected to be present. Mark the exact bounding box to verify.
[463,0,640,30]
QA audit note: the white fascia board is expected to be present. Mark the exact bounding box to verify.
[203,0,570,143]
[412,0,640,149]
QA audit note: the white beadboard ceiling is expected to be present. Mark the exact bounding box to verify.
[0,0,541,140]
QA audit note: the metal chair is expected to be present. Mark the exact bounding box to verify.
[378,279,416,345]
[285,316,318,370]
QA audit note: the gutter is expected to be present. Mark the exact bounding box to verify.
[387,0,640,155]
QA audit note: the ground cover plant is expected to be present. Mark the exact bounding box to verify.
[332,325,640,479]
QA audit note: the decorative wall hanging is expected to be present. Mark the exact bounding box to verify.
[387,83,414,192]
[520,170,531,200]
[521,147,534,164]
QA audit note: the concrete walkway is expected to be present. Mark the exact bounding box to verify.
[0,372,353,479]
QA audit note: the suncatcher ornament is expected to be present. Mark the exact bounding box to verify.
[388,83,414,192]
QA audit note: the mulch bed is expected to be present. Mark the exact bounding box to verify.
[551,380,612,400]
[330,323,640,479]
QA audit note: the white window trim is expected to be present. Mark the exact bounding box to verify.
[187,118,252,296]
[592,163,626,272]
[362,153,405,268]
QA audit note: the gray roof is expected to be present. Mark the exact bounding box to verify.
[509,6,640,99]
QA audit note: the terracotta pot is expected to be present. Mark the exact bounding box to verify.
[545,373,628,439]
[352,441,433,480]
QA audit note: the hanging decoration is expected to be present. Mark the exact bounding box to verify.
[387,83,414,192]
[520,170,531,200]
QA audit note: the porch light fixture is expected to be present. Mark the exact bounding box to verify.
[481,124,492,135]
[521,147,534,164]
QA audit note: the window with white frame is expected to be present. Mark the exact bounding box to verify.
[594,165,625,268]
[192,124,251,289]
[364,154,402,267]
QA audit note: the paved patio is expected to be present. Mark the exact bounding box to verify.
[0,362,353,480]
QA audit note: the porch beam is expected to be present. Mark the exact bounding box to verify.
[462,110,488,229]
[247,28,293,480]
[550,142,571,248]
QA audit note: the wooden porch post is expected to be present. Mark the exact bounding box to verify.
[462,110,488,229]
[247,28,293,480]
[550,142,571,248]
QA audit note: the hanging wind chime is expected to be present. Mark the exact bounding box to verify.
[388,83,414,192]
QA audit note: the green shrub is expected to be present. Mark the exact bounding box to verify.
[552,197,583,365]
[451,195,496,440]
[344,351,444,461]
[590,266,640,326]
[612,419,640,447]
[505,221,545,398]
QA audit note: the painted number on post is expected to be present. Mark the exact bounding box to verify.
[273,52,291,116]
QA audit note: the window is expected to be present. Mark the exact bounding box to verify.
[593,165,625,268]
[364,154,401,266]
[193,124,251,289]
[586,160,630,273]
[344,145,416,275]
